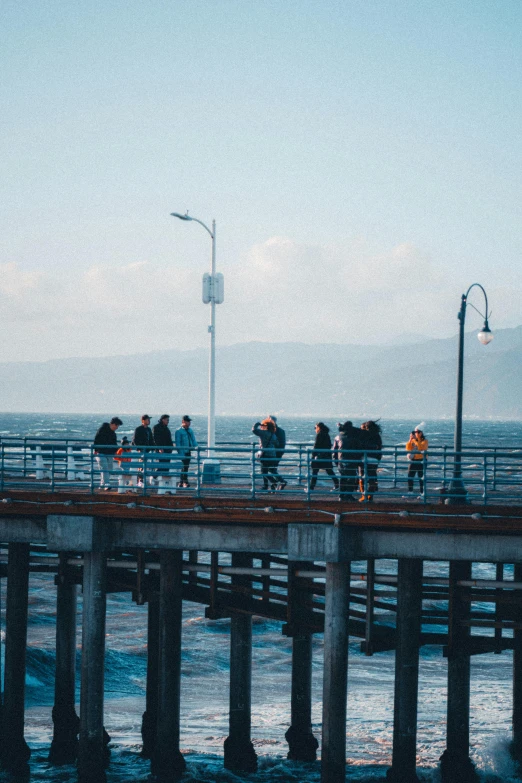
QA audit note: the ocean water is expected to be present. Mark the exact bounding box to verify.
[2,414,522,782]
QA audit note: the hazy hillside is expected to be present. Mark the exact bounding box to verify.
[0,326,521,418]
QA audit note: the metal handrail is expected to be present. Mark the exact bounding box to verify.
[1,439,522,505]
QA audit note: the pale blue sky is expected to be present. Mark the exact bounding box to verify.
[1,1,521,360]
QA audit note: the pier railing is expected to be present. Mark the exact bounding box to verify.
[1,438,522,503]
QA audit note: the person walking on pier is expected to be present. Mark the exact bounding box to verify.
[309,422,339,491]
[253,419,286,491]
[153,414,173,475]
[333,421,363,501]
[406,426,428,496]
[359,420,383,502]
[175,415,198,488]
[93,416,122,489]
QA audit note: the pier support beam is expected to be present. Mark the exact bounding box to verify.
[2,543,31,775]
[78,551,108,783]
[512,563,522,765]
[440,561,479,783]
[151,550,186,781]
[285,632,318,760]
[321,562,350,783]
[386,558,423,783]
[141,593,160,759]
[49,559,79,764]
[224,553,258,773]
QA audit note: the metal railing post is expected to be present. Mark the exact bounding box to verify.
[251,443,256,500]
[363,452,368,501]
[90,447,95,494]
[0,443,4,491]
[298,445,304,486]
[51,446,56,493]
[483,454,488,504]
[305,449,311,502]
[393,446,398,489]
[23,437,28,478]
[492,450,498,491]
[443,445,448,488]
[196,448,201,498]
[422,454,427,503]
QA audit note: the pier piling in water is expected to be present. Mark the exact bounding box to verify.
[77,550,108,783]
[151,550,186,781]
[224,553,258,773]
[2,543,31,774]
[141,592,160,759]
[440,561,479,783]
[49,556,79,764]
[321,561,350,783]
[386,558,423,783]
[512,563,522,764]
[285,631,318,760]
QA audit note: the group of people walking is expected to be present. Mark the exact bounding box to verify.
[93,413,428,500]
[93,414,197,489]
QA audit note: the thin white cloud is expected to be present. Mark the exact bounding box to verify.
[0,241,515,362]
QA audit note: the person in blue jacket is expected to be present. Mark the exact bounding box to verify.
[175,415,198,488]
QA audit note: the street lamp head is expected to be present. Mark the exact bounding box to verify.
[477,322,493,345]
[170,212,192,221]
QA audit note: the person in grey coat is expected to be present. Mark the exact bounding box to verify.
[175,415,198,487]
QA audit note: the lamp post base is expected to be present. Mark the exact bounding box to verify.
[446,479,468,505]
[202,459,221,484]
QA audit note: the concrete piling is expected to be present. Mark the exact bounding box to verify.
[386,558,423,783]
[512,563,522,764]
[2,543,31,775]
[321,562,350,783]
[285,631,318,760]
[440,561,479,783]
[77,551,108,783]
[224,553,258,773]
[151,550,186,781]
[49,557,80,764]
[141,593,160,759]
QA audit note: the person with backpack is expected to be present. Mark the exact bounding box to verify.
[252,419,287,491]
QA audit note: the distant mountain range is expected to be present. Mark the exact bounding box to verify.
[0,326,521,418]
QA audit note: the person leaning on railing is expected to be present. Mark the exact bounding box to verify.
[93,416,123,490]
[406,426,428,495]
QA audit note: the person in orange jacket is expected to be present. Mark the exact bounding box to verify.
[115,437,132,472]
[406,427,428,494]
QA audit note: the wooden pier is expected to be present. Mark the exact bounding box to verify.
[1,488,522,782]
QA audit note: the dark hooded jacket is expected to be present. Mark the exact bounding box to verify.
[360,428,383,461]
[153,420,173,450]
[93,423,118,455]
[332,424,364,466]
[312,429,333,468]
[133,424,155,449]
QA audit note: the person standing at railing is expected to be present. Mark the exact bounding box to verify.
[153,414,173,475]
[133,414,155,482]
[406,426,428,496]
[309,422,339,491]
[93,417,123,490]
[333,421,364,501]
[359,421,383,502]
[268,415,286,472]
[175,415,198,488]
[252,419,287,491]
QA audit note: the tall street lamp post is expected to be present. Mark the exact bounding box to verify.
[170,212,224,483]
[449,283,493,501]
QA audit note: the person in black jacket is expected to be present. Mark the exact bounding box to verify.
[269,415,286,470]
[153,414,173,474]
[93,416,123,489]
[309,422,339,491]
[133,414,155,482]
[359,420,383,502]
[332,421,363,501]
